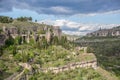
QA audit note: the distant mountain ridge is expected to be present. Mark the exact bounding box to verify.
[86,25,120,37]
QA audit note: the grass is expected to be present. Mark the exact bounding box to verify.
[1,43,118,80]
[96,67,119,80]
[2,43,96,68]
[0,43,97,79]
[0,20,51,29]
[29,68,107,80]
[32,45,96,68]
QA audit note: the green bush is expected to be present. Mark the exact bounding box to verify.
[15,66,21,72]
[0,16,13,23]
[5,36,14,47]
[0,60,7,73]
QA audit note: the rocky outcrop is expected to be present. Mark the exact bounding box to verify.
[38,60,97,73]
[2,26,62,43]
[19,63,32,70]
[0,34,6,46]
[5,60,97,80]
[87,26,120,37]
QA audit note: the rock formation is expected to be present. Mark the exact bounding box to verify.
[87,26,120,37]
[0,25,62,44]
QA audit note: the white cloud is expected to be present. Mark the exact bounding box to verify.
[76,10,120,17]
[50,6,72,14]
[62,31,86,35]
[54,20,80,29]
[54,20,67,26]
[39,19,80,29]
[38,19,120,35]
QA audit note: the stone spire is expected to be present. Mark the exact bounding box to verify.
[46,28,52,42]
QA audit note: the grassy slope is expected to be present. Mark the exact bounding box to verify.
[1,43,118,80]
[0,20,51,29]
[30,68,107,80]
[16,45,96,68]
[0,21,119,79]
[96,67,119,80]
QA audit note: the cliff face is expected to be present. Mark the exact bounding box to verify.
[0,22,62,45]
[87,26,120,37]
[39,60,97,74]
[0,34,6,46]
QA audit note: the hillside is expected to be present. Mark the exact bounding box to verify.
[113,26,120,29]
[86,25,120,37]
[75,36,120,79]
[0,20,51,29]
[75,26,120,46]
[0,20,119,80]
[1,43,117,80]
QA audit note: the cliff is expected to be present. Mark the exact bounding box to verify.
[87,26,120,37]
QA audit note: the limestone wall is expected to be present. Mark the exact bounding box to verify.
[0,34,6,45]
[6,60,97,80]
[39,60,97,73]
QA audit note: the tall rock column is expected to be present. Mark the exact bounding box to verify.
[27,31,30,43]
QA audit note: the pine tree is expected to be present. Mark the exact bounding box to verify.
[0,46,3,57]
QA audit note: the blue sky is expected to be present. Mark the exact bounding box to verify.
[0,0,120,35]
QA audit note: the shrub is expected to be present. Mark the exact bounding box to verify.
[5,36,14,47]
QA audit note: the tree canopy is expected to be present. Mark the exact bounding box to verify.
[16,16,32,22]
[0,16,13,23]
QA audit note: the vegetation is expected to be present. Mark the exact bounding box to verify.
[0,34,96,79]
[33,45,95,68]
[29,68,106,80]
[0,17,119,80]
[0,16,13,23]
[16,16,32,22]
[75,36,120,79]
[0,16,32,23]
[86,40,120,79]
[5,36,15,47]
[78,36,120,40]
[0,46,4,57]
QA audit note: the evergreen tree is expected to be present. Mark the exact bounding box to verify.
[0,46,3,57]
[0,29,2,34]
[16,16,32,22]
[52,36,59,45]
[18,36,22,45]
[5,36,14,47]
[29,17,32,21]
[37,37,48,49]
[12,45,17,56]
[0,60,7,75]
[35,19,37,22]
[0,16,13,23]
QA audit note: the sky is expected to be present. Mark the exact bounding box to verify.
[0,0,120,35]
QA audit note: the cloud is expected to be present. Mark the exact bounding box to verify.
[50,6,73,14]
[45,20,104,31]
[76,9,120,17]
[39,19,120,35]
[0,0,13,12]
[0,0,120,35]
[62,31,86,35]
[0,0,120,15]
